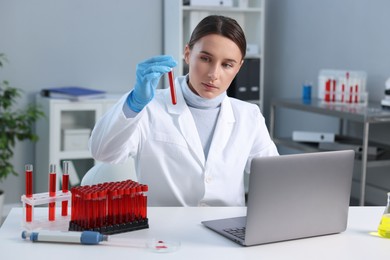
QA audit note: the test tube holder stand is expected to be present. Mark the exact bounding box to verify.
[21,191,71,231]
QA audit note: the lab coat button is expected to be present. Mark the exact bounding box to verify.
[205,176,212,183]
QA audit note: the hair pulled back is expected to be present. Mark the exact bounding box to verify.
[187,15,247,59]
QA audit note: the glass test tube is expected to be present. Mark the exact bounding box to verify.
[62,161,70,216]
[49,164,56,221]
[168,70,177,105]
[25,164,33,222]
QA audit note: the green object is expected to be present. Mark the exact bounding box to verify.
[0,53,45,182]
[378,192,390,238]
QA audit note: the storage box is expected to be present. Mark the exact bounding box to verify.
[292,131,335,143]
[62,128,91,151]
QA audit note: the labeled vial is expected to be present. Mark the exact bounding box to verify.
[378,192,390,238]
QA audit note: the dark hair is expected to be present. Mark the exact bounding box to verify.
[187,15,246,59]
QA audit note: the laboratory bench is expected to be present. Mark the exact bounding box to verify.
[0,206,388,259]
[270,98,390,206]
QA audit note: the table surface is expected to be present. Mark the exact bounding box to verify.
[0,207,388,260]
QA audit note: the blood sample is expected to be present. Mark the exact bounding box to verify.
[48,164,56,221]
[25,164,33,222]
[62,161,70,216]
[168,70,177,105]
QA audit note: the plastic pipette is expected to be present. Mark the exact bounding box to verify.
[22,230,106,245]
[21,230,180,252]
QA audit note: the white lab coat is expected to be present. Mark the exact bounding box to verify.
[89,76,279,206]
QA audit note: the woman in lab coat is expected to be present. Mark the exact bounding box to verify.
[89,15,278,206]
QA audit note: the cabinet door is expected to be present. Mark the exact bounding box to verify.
[35,97,108,192]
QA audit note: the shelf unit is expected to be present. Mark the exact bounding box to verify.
[163,0,266,109]
[270,98,390,206]
[34,95,121,193]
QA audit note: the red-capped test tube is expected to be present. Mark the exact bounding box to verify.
[25,164,33,222]
[62,161,70,216]
[49,164,56,221]
[168,70,177,105]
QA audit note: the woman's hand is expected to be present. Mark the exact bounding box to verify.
[127,55,177,112]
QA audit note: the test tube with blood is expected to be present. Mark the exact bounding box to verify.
[62,161,70,216]
[130,184,137,222]
[117,186,124,224]
[25,164,33,222]
[70,187,78,223]
[98,190,107,227]
[168,70,177,105]
[48,164,56,221]
[349,86,353,103]
[325,79,331,102]
[355,84,359,103]
[332,79,336,102]
[141,184,148,219]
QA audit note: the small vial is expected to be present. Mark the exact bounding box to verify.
[302,81,312,103]
[378,192,390,238]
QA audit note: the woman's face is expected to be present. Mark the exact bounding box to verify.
[184,34,243,99]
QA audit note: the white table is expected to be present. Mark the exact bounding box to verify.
[0,207,388,259]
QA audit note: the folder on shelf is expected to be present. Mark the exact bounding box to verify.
[41,86,106,101]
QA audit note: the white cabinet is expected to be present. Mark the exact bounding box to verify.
[34,95,121,193]
[164,0,266,109]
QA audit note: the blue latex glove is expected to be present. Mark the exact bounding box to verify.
[127,55,177,112]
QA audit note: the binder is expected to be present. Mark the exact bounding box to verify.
[228,58,260,101]
[41,87,106,101]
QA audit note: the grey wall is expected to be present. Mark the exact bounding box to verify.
[1,0,389,205]
[264,0,390,205]
[0,0,163,204]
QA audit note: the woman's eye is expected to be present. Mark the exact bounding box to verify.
[200,56,210,62]
[223,63,233,68]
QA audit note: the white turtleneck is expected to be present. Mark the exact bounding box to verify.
[181,76,225,159]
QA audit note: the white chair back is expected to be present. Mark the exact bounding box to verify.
[81,158,136,186]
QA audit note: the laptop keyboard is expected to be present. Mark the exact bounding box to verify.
[223,227,246,240]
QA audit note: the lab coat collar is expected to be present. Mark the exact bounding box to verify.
[206,97,236,163]
[165,78,205,166]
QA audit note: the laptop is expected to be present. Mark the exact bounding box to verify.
[202,150,355,246]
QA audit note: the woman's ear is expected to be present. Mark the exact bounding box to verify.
[184,44,190,64]
[239,59,244,70]
[234,59,244,75]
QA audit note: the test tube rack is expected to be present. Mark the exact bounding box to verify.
[69,179,149,235]
[21,191,72,231]
[318,69,368,106]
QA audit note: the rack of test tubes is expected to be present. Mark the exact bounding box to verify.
[318,69,368,105]
[69,179,149,235]
[21,162,71,230]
